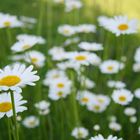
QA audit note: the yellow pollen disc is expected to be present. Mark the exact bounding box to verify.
[22,45,31,50]
[118,24,129,31]
[98,98,104,103]
[75,55,87,61]
[78,132,83,138]
[57,91,63,96]
[53,75,59,78]
[107,66,114,71]
[119,96,126,102]
[81,97,89,103]
[64,29,70,34]
[94,105,100,110]
[0,102,12,112]
[4,21,11,27]
[0,75,21,86]
[29,121,36,126]
[31,57,38,63]
[57,83,64,88]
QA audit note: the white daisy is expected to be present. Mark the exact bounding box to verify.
[107,80,126,89]
[100,60,124,74]
[66,52,101,66]
[0,13,23,28]
[22,116,39,128]
[90,134,122,140]
[0,92,27,119]
[104,15,138,36]
[71,127,89,139]
[112,89,133,105]
[58,25,76,36]
[17,34,46,44]
[78,42,103,51]
[35,100,50,115]
[25,50,45,67]
[76,24,96,33]
[0,63,40,92]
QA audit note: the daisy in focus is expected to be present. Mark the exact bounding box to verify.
[0,63,40,93]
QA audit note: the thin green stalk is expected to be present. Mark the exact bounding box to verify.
[7,118,12,140]
[10,91,19,140]
[37,0,45,35]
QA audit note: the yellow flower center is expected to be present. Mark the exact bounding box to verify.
[81,97,89,103]
[94,105,100,110]
[22,45,31,50]
[0,75,21,86]
[4,21,11,27]
[0,102,12,112]
[98,98,104,103]
[57,91,63,97]
[118,24,129,31]
[78,131,83,138]
[107,66,114,71]
[75,55,87,61]
[57,83,64,88]
[64,29,70,34]
[31,57,38,63]
[119,96,126,102]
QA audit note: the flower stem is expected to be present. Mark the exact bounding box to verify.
[10,91,19,140]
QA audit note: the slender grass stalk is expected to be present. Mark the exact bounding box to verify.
[10,91,19,140]
[7,118,12,140]
[37,0,45,35]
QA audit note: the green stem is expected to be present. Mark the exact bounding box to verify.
[10,91,19,140]
[7,118,12,140]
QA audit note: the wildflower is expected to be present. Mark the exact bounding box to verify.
[71,127,89,139]
[0,63,40,93]
[100,60,124,74]
[112,89,133,105]
[0,92,27,119]
[22,116,39,128]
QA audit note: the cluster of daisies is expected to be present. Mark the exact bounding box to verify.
[0,0,140,139]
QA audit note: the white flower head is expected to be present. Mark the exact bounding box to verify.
[112,89,133,105]
[0,92,27,119]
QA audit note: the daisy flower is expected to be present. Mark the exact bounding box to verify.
[0,63,40,93]
[0,13,23,28]
[35,100,50,115]
[124,107,136,116]
[0,92,27,119]
[77,90,95,106]
[112,89,133,105]
[104,15,138,36]
[71,127,89,139]
[134,88,140,99]
[109,122,122,131]
[58,25,76,36]
[17,34,46,45]
[89,134,123,140]
[48,77,72,100]
[22,116,39,128]
[25,50,45,67]
[66,51,101,66]
[65,0,83,12]
[78,42,103,51]
[11,39,38,53]
[76,24,96,33]
[100,60,124,74]
[107,80,126,89]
